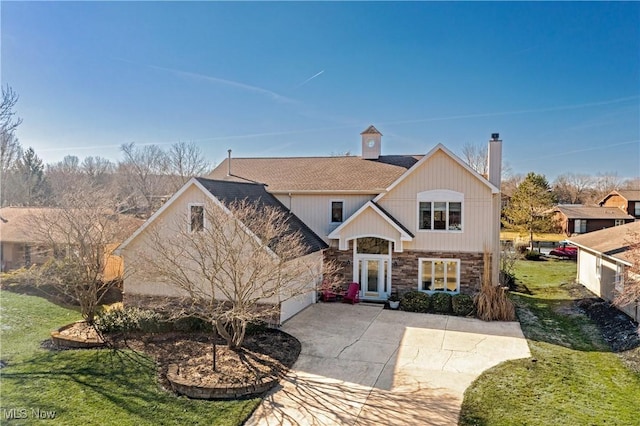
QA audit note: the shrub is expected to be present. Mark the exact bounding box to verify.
[400,291,431,313]
[431,293,453,314]
[524,250,542,261]
[95,307,167,333]
[452,294,475,316]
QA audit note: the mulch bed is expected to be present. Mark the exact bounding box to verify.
[53,322,301,393]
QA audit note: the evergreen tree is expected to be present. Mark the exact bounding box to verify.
[503,172,556,250]
[15,147,49,205]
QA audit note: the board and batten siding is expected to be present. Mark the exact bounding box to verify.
[273,193,374,241]
[336,206,403,244]
[377,150,495,253]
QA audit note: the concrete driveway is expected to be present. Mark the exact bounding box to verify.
[246,303,530,425]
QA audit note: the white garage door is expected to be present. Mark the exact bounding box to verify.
[280,289,315,324]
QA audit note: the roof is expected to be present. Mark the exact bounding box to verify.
[195,178,328,255]
[208,155,423,192]
[0,207,61,243]
[600,189,640,204]
[360,125,382,135]
[0,207,142,244]
[568,221,640,264]
[554,205,635,220]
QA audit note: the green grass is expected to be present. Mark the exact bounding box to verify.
[460,259,640,426]
[0,290,259,425]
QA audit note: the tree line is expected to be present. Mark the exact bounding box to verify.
[1,86,210,217]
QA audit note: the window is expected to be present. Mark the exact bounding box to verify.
[615,219,625,226]
[574,219,587,234]
[635,203,640,217]
[189,204,204,232]
[615,263,624,292]
[419,201,462,231]
[417,190,463,232]
[331,201,344,223]
[418,258,460,293]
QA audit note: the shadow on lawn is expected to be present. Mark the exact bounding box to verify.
[1,349,175,420]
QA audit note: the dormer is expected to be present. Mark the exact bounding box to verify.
[361,125,382,160]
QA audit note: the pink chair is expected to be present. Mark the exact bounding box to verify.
[342,282,360,304]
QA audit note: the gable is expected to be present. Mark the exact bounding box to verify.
[328,202,413,251]
[117,178,327,256]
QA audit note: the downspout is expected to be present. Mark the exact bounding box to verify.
[227,149,232,176]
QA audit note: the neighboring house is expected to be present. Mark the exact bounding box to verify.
[599,190,640,220]
[553,204,635,236]
[119,126,503,323]
[568,221,640,322]
[116,178,327,324]
[0,207,60,271]
[0,207,140,281]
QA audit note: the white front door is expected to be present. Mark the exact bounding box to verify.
[358,257,389,300]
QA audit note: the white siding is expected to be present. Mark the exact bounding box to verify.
[378,150,495,252]
[337,206,402,244]
[274,194,374,242]
[577,249,600,296]
[577,248,639,322]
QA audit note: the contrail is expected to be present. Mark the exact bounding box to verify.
[113,57,297,104]
[294,70,325,89]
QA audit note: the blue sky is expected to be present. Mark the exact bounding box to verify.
[2,2,639,180]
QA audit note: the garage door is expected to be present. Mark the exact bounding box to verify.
[280,289,315,324]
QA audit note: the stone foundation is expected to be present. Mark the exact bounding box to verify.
[324,248,486,296]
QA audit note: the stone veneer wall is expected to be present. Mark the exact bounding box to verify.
[324,248,486,296]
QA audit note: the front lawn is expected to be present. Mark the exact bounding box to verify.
[460,259,640,425]
[0,291,259,425]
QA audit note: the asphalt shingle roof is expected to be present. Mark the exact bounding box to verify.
[208,155,423,192]
[195,178,328,255]
[568,221,640,264]
[555,205,634,220]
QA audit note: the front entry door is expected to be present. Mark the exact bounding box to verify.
[359,258,389,300]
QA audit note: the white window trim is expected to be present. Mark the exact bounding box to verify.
[330,199,345,224]
[188,202,205,233]
[417,190,464,232]
[417,257,461,294]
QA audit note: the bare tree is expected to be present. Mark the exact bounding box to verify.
[587,173,621,205]
[118,142,170,212]
[461,142,488,175]
[167,141,210,190]
[1,85,23,206]
[614,229,640,333]
[128,199,331,352]
[553,173,594,204]
[29,186,141,323]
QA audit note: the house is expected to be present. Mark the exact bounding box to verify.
[553,204,635,236]
[568,221,640,322]
[119,126,503,323]
[599,190,640,220]
[116,178,327,324]
[0,207,140,280]
[0,207,60,271]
